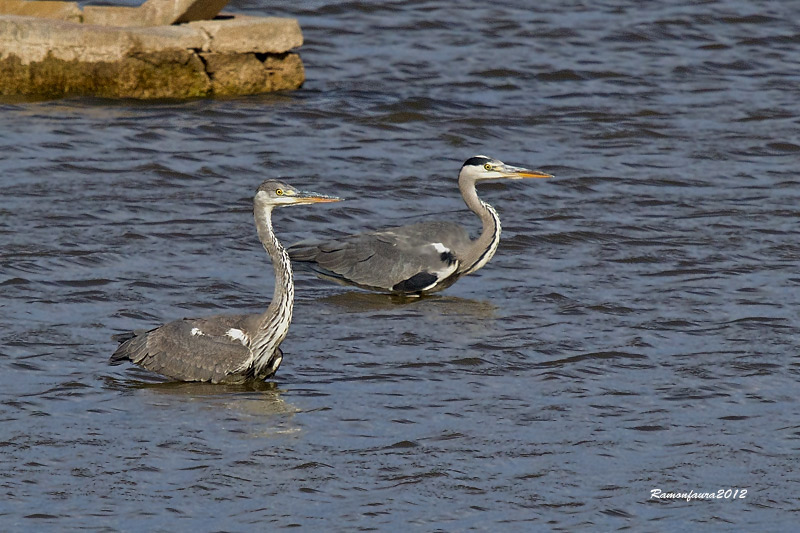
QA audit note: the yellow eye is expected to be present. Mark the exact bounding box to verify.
[276,189,283,196]
[484,163,493,171]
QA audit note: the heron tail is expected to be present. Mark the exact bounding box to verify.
[109,330,147,364]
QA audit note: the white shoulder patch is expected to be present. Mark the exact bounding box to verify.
[191,327,203,336]
[424,241,459,289]
[226,328,249,345]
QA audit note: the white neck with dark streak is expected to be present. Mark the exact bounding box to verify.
[248,202,294,374]
[458,176,502,276]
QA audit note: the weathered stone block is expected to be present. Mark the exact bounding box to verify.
[201,51,304,96]
[189,15,302,54]
[0,16,131,63]
[81,6,142,27]
[127,24,208,53]
[0,49,211,98]
[83,0,230,27]
[0,16,205,63]
[0,5,305,98]
[0,0,81,22]
[163,0,229,24]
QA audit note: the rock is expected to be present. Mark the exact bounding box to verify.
[84,0,230,28]
[80,6,140,27]
[0,49,212,99]
[0,0,81,22]
[201,51,304,96]
[188,15,303,54]
[0,0,305,99]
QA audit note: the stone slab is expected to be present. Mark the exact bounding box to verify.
[163,0,229,24]
[0,14,304,98]
[0,15,206,63]
[81,6,142,27]
[188,14,302,54]
[0,48,212,98]
[201,51,304,96]
[0,0,81,22]
[83,0,230,27]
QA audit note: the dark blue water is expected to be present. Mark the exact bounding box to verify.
[2,0,799,530]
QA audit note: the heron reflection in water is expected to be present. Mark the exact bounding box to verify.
[289,156,552,296]
[110,180,340,384]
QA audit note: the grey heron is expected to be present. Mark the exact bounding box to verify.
[110,180,341,384]
[288,155,552,296]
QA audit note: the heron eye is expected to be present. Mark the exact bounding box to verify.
[484,163,493,171]
[276,189,283,196]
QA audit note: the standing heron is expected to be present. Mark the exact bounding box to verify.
[288,155,552,295]
[110,180,340,384]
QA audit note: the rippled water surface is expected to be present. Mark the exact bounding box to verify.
[2,0,800,530]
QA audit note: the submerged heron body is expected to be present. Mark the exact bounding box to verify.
[110,180,340,384]
[288,156,552,295]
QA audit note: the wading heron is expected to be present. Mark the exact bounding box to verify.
[288,155,552,295]
[110,180,340,383]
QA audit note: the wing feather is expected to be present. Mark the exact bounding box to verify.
[288,222,471,293]
[111,315,257,383]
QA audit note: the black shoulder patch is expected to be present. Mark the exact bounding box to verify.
[393,272,438,293]
[440,250,457,265]
[462,156,491,168]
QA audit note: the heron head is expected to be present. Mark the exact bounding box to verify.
[460,155,553,182]
[256,179,341,206]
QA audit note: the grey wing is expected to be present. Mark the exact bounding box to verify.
[111,315,256,383]
[289,222,471,293]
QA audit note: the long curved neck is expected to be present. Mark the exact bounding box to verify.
[458,175,502,276]
[250,200,294,367]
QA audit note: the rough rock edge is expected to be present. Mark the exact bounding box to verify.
[0,14,304,98]
[0,50,304,98]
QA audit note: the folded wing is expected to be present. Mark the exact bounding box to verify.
[289,221,472,294]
